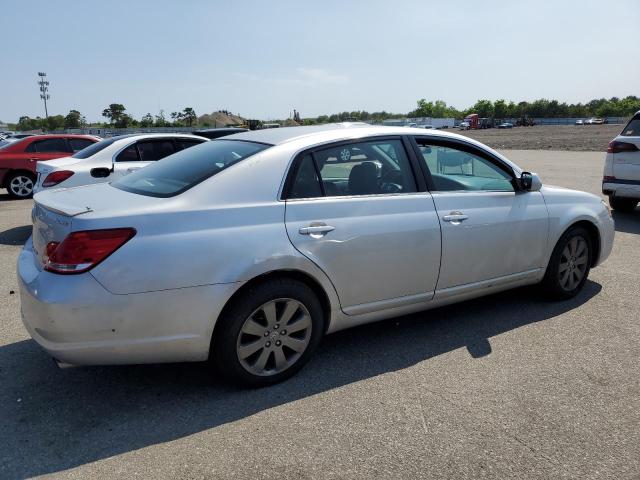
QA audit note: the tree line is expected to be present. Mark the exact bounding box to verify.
[11,96,640,132]
[15,104,198,131]
[307,96,640,124]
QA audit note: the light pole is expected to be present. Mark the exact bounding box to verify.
[37,72,50,119]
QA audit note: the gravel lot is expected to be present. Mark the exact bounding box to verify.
[453,124,623,152]
[1,150,639,479]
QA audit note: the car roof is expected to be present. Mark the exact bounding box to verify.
[193,127,248,133]
[227,123,479,146]
[107,133,207,140]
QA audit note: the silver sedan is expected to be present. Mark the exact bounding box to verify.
[18,124,615,387]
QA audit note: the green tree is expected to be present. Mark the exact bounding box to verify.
[154,110,168,127]
[470,99,494,118]
[139,113,154,127]
[64,109,86,128]
[493,99,508,119]
[182,107,197,127]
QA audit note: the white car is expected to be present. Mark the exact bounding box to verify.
[34,134,208,193]
[19,124,614,387]
[602,111,640,212]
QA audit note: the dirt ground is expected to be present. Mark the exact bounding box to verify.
[450,124,623,152]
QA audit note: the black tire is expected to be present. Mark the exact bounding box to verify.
[540,226,592,300]
[6,171,36,199]
[609,196,638,213]
[210,278,324,388]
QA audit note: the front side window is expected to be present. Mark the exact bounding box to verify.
[112,140,269,197]
[416,140,514,192]
[116,144,140,162]
[177,139,206,150]
[287,139,417,199]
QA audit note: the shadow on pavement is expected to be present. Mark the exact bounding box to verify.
[0,225,31,246]
[0,281,602,479]
[612,210,640,235]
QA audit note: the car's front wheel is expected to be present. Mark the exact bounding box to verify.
[541,226,592,300]
[609,196,638,213]
[211,278,324,387]
[6,172,35,199]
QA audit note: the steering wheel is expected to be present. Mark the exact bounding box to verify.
[379,169,404,193]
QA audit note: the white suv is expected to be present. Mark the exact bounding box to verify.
[34,134,208,194]
[602,111,640,212]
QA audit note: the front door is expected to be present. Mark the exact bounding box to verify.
[412,137,549,290]
[284,138,442,314]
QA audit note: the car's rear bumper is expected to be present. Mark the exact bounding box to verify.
[18,237,240,366]
[603,181,640,199]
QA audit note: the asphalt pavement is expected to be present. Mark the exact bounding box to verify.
[0,150,638,479]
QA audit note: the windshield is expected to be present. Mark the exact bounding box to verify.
[71,136,124,159]
[112,139,270,197]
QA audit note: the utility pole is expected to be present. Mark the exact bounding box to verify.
[37,72,50,119]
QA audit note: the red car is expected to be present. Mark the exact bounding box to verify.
[0,134,99,198]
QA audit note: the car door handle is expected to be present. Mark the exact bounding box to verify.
[442,212,469,223]
[299,225,335,235]
[126,167,141,173]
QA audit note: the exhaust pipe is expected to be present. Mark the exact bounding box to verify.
[52,357,77,369]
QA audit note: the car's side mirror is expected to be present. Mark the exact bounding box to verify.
[90,167,111,178]
[519,172,542,191]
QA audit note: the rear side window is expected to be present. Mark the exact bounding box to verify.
[112,140,270,197]
[286,139,417,198]
[621,115,640,136]
[116,144,140,162]
[137,140,176,161]
[26,138,69,153]
[289,155,322,199]
[69,138,95,152]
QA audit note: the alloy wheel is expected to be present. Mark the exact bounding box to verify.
[9,175,34,197]
[236,298,312,376]
[558,236,588,291]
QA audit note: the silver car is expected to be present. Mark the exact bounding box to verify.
[18,124,615,387]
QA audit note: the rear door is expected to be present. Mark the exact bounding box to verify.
[284,137,442,315]
[113,139,178,179]
[613,114,640,182]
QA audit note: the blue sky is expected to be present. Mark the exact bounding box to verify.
[1,0,638,122]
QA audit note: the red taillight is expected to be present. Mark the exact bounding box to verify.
[607,141,639,154]
[42,170,74,187]
[44,228,136,274]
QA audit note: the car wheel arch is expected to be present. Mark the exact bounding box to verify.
[547,220,601,270]
[212,269,334,345]
[3,168,35,188]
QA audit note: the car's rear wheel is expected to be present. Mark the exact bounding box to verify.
[6,172,35,199]
[609,196,638,213]
[541,226,592,300]
[211,278,324,387]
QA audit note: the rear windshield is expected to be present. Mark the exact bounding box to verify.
[621,115,640,137]
[72,136,121,159]
[112,140,270,197]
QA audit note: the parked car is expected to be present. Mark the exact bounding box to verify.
[459,121,470,130]
[0,134,100,198]
[498,122,514,129]
[191,127,248,139]
[602,111,640,212]
[34,134,208,194]
[575,119,585,125]
[19,124,614,387]
[586,118,605,125]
